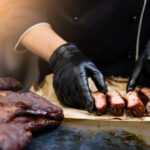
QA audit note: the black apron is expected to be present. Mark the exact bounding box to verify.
[37,0,150,81]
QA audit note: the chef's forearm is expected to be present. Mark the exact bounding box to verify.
[21,24,67,61]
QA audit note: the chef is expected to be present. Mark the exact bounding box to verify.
[0,0,150,111]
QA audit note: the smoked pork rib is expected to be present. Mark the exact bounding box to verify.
[0,78,22,91]
[139,87,150,114]
[0,91,64,130]
[107,90,125,116]
[123,91,146,117]
[0,123,32,150]
[92,91,107,115]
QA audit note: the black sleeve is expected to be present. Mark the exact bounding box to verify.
[0,0,49,49]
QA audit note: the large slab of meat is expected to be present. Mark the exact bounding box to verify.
[123,91,146,117]
[107,90,125,116]
[0,78,22,91]
[0,91,64,150]
[0,123,32,150]
[0,91,64,130]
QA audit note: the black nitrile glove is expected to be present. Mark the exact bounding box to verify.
[127,40,150,92]
[49,43,107,112]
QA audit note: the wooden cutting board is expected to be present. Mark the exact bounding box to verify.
[31,74,150,121]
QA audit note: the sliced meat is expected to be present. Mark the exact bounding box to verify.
[107,90,125,116]
[0,123,32,150]
[0,91,64,130]
[139,87,150,114]
[123,91,146,117]
[139,87,150,105]
[92,91,107,115]
[0,78,22,91]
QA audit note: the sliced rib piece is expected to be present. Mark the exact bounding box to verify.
[0,78,22,91]
[123,91,146,117]
[92,91,107,115]
[0,123,32,150]
[139,87,150,114]
[107,90,125,116]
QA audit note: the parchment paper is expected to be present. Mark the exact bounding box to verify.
[31,74,150,121]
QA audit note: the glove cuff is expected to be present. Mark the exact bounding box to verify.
[49,43,80,72]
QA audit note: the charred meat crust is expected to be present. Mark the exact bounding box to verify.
[12,117,62,132]
[0,91,64,123]
[107,90,125,116]
[0,78,22,91]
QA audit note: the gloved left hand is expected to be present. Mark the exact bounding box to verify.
[127,40,150,92]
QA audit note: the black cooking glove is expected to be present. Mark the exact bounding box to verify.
[127,40,150,92]
[49,43,107,112]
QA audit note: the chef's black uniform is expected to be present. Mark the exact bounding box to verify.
[0,0,150,81]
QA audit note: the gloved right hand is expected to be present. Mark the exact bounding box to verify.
[127,40,150,92]
[49,43,107,112]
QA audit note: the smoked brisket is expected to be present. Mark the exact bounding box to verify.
[123,91,146,117]
[107,90,125,116]
[92,91,107,115]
